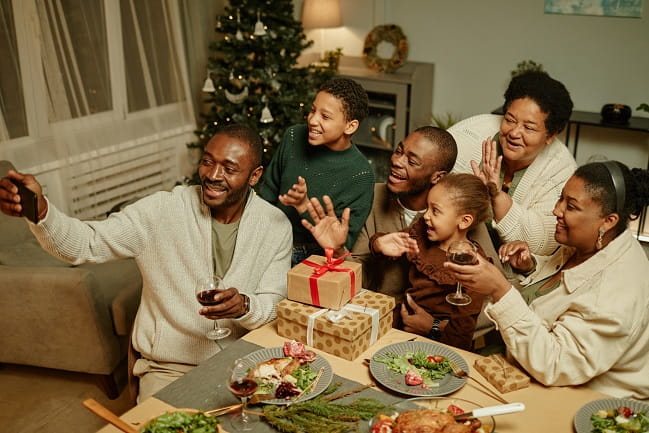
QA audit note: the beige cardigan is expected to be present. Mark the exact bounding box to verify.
[449,114,577,255]
[486,230,649,399]
[31,186,292,365]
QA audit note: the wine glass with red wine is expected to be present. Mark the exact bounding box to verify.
[227,357,259,431]
[445,240,478,306]
[195,276,232,340]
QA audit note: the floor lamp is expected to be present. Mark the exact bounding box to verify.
[301,0,342,61]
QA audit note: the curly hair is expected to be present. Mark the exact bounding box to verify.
[574,161,649,236]
[318,77,369,123]
[503,71,573,136]
[435,173,495,230]
[214,124,263,167]
[412,126,458,173]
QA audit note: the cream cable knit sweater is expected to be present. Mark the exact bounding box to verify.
[450,114,577,255]
[31,186,292,365]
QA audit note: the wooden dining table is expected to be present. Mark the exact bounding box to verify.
[95,321,609,433]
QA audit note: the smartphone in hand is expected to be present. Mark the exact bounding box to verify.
[10,179,39,223]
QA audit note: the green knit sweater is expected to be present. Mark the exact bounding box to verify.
[259,124,375,249]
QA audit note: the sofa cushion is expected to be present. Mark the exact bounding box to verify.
[0,239,73,267]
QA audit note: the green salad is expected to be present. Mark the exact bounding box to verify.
[590,406,649,433]
[140,411,219,433]
[373,350,452,388]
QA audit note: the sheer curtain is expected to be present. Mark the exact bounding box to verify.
[0,0,194,216]
[0,0,27,140]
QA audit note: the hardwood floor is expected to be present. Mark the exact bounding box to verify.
[0,363,133,433]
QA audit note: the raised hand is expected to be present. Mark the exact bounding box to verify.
[301,195,349,254]
[498,241,535,273]
[470,137,502,188]
[279,176,309,213]
[0,169,46,219]
[373,232,419,258]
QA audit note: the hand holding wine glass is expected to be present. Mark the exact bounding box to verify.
[446,240,478,306]
[195,276,232,340]
[227,357,258,431]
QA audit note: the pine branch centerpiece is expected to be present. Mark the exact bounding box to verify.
[253,383,392,433]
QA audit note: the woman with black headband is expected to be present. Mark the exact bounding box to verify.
[445,160,649,399]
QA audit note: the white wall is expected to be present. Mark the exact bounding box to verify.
[297,0,649,168]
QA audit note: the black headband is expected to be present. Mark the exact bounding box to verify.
[602,161,625,214]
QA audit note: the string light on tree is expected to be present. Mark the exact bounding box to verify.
[186,0,335,183]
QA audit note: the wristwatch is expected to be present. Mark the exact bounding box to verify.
[427,318,441,341]
[237,294,250,318]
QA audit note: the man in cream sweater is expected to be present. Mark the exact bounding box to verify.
[0,124,292,401]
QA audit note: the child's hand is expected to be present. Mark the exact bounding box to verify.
[279,176,309,213]
[301,195,349,255]
[498,241,534,273]
[373,232,419,257]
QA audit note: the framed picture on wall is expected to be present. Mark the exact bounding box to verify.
[544,0,643,18]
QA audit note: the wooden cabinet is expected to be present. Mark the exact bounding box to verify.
[336,56,434,181]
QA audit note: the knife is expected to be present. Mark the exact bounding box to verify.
[454,402,525,419]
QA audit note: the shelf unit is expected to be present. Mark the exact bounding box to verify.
[335,56,434,181]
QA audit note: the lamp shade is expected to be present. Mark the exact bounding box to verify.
[302,0,342,29]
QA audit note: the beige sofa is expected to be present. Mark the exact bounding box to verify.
[0,162,142,399]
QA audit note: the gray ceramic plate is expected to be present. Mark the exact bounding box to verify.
[238,346,333,405]
[574,398,649,433]
[369,341,468,397]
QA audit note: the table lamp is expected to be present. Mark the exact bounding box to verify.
[302,0,342,61]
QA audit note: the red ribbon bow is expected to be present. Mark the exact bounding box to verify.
[301,247,355,306]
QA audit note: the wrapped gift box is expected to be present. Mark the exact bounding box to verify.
[277,291,395,361]
[474,354,530,393]
[287,253,362,310]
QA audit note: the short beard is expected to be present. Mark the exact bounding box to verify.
[390,177,432,198]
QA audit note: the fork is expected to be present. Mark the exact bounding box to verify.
[449,360,509,404]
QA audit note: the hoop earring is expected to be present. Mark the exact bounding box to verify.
[596,228,605,250]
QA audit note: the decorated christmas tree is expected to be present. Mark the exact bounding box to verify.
[188,0,334,179]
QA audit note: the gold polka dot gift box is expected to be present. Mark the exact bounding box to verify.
[287,251,362,310]
[276,290,395,361]
[473,354,531,393]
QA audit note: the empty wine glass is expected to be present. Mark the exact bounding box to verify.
[195,276,232,340]
[227,357,259,431]
[446,240,478,306]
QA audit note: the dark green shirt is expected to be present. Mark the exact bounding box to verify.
[259,124,375,249]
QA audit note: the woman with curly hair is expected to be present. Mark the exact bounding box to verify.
[450,71,576,255]
[447,161,649,399]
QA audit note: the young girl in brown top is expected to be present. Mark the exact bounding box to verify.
[371,173,495,350]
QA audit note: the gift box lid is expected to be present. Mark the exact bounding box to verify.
[287,254,362,310]
[276,291,395,341]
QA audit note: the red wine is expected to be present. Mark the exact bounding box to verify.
[197,289,221,306]
[229,379,258,397]
[450,252,476,265]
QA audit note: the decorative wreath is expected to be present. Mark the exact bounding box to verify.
[363,24,409,73]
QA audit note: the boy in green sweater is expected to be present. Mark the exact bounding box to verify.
[259,77,375,265]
